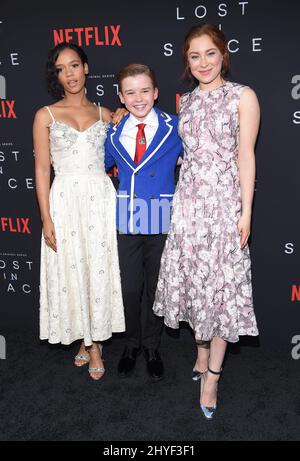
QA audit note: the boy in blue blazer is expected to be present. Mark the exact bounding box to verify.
[105,64,183,380]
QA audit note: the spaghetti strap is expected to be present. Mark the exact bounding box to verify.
[98,103,102,122]
[45,106,55,122]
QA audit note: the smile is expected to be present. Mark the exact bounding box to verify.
[199,69,212,76]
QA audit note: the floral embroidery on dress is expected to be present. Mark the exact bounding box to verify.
[50,122,79,150]
[153,82,258,343]
[39,114,125,345]
[86,122,108,150]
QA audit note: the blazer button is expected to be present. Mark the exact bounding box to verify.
[134,193,138,198]
[150,172,156,177]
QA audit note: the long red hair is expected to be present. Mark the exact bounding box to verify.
[183,24,230,81]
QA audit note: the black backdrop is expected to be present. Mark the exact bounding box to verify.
[1,0,300,354]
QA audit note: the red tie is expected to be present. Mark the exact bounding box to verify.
[134,123,147,165]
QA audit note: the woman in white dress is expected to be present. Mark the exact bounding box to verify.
[33,43,125,380]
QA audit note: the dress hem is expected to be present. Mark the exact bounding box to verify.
[39,328,125,346]
[154,312,258,344]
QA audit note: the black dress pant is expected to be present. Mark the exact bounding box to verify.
[117,233,167,350]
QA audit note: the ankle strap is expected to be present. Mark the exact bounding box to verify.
[208,366,222,375]
[87,344,103,354]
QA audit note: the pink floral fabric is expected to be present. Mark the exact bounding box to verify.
[153,81,258,343]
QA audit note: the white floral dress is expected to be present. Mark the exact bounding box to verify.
[153,82,258,343]
[39,107,125,345]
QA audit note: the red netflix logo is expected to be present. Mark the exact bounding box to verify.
[176,93,181,114]
[0,217,30,234]
[291,285,300,301]
[0,100,16,119]
[107,166,118,178]
[53,26,122,47]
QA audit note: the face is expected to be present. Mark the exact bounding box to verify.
[119,74,158,121]
[187,34,223,90]
[55,48,88,95]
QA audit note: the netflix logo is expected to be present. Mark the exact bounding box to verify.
[291,285,300,302]
[176,93,181,114]
[53,25,122,47]
[107,166,118,178]
[0,100,16,119]
[0,217,30,234]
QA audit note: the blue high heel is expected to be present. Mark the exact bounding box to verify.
[192,368,203,381]
[200,366,222,420]
[200,403,217,419]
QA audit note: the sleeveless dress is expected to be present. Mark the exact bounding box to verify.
[39,106,125,345]
[153,82,258,343]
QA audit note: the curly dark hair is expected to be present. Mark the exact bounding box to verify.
[46,42,88,99]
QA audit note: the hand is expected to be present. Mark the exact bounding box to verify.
[237,214,251,249]
[43,218,57,252]
[111,107,128,125]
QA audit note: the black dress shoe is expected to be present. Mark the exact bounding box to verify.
[143,348,164,380]
[118,346,140,378]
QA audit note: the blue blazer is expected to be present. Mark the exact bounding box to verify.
[105,107,183,234]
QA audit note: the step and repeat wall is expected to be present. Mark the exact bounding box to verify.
[0,0,299,353]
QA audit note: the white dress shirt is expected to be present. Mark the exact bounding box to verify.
[119,109,159,160]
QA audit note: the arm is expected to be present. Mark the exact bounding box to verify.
[171,114,184,165]
[101,106,113,123]
[237,87,260,248]
[101,105,128,125]
[33,108,57,252]
[104,132,117,171]
[111,107,128,125]
[177,142,184,165]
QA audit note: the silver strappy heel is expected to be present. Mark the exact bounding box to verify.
[88,344,105,381]
[74,353,90,366]
[74,343,90,367]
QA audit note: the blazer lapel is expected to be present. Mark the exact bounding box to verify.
[110,115,136,170]
[135,108,173,171]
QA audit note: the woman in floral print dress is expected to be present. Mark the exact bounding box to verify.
[153,24,260,418]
